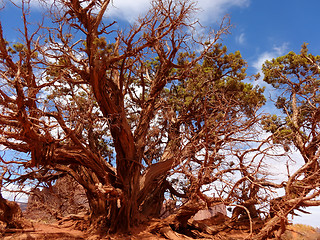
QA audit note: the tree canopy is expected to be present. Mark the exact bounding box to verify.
[0,1,320,239]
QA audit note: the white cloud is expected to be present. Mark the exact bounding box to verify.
[24,0,250,24]
[253,51,276,73]
[236,32,246,45]
[196,0,250,23]
[1,183,30,202]
[107,0,150,22]
[252,42,289,89]
[253,42,289,73]
[273,43,289,55]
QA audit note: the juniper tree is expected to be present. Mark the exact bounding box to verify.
[0,0,272,236]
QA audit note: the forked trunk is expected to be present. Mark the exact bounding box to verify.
[84,171,141,233]
[86,175,168,233]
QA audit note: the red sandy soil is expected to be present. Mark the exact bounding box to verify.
[3,222,87,240]
[2,221,168,240]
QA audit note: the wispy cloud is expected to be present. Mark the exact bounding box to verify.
[251,42,289,99]
[253,52,276,73]
[24,0,250,24]
[236,32,246,45]
[253,42,289,73]
[107,0,150,22]
[196,0,250,23]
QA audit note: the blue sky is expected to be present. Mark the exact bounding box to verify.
[2,0,318,83]
[1,0,320,228]
[226,1,320,76]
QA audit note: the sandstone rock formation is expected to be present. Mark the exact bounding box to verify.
[25,175,89,222]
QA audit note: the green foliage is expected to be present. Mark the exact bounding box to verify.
[93,36,107,49]
[263,44,320,92]
[6,41,38,60]
[261,44,320,150]
[261,114,293,150]
[12,43,25,53]
[168,44,265,121]
[92,37,118,59]
[261,114,283,133]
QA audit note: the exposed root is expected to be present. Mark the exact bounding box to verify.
[57,213,90,231]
